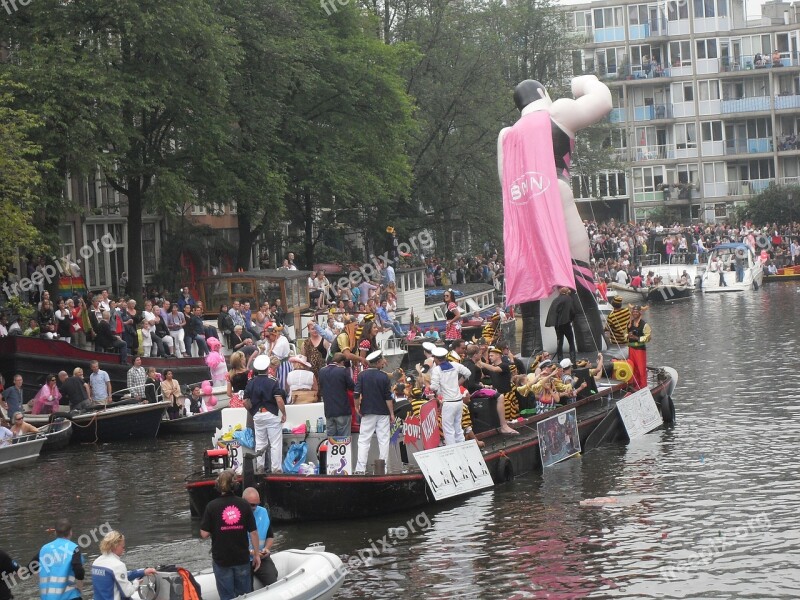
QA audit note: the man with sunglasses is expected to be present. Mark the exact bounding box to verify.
[242,488,278,587]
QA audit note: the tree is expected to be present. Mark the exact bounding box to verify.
[0,76,48,274]
[1,0,241,299]
[737,183,800,225]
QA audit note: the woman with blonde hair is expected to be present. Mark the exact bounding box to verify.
[91,531,156,600]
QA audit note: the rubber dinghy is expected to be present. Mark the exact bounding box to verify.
[135,545,345,600]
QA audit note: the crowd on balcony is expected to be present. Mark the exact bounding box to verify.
[779,133,798,151]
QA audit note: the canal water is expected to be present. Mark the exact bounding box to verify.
[3,284,800,598]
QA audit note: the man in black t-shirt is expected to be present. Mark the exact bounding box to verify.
[61,368,92,411]
[475,346,519,435]
[0,549,21,600]
[200,470,260,600]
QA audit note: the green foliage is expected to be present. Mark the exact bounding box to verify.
[5,295,35,323]
[0,76,49,272]
[736,183,800,225]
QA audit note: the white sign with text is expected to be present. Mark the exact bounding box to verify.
[616,388,664,440]
[415,440,493,501]
[326,436,353,475]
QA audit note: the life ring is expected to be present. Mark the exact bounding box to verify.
[613,360,633,382]
[495,456,514,483]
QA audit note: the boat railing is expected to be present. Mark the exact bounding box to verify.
[108,382,161,404]
[640,253,663,267]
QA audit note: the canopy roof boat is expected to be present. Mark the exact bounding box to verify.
[700,243,764,292]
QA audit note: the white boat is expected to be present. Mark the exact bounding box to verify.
[136,545,345,600]
[700,243,764,292]
[0,433,46,472]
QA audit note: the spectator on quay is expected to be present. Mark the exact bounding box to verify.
[144,367,161,404]
[95,311,129,364]
[176,287,195,312]
[165,304,187,358]
[186,305,210,357]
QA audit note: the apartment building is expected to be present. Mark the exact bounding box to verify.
[567,0,800,222]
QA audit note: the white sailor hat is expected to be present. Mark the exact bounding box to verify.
[253,354,270,371]
[422,341,436,354]
[432,347,448,358]
[560,358,573,369]
[366,350,383,363]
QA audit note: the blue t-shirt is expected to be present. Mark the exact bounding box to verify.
[89,370,111,401]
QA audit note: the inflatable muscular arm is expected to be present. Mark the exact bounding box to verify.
[549,75,612,137]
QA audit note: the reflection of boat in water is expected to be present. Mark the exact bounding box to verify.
[700,243,764,292]
[186,367,677,522]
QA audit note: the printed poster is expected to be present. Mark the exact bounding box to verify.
[537,408,581,468]
[419,399,441,450]
[326,436,353,475]
[616,388,664,440]
[415,440,493,501]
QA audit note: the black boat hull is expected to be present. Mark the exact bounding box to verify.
[187,372,673,522]
[159,410,224,435]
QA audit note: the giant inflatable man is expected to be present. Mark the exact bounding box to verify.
[498,75,612,357]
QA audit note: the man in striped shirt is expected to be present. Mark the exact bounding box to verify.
[604,296,631,355]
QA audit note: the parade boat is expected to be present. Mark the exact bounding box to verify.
[25,400,169,444]
[134,545,345,600]
[700,243,764,292]
[0,433,46,472]
[763,264,800,283]
[0,336,211,397]
[186,367,676,522]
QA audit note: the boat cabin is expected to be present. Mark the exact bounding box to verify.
[197,269,312,336]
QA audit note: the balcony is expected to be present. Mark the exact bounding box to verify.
[593,27,625,43]
[780,176,800,186]
[775,95,800,110]
[727,179,773,196]
[632,143,698,162]
[609,108,625,123]
[721,96,771,114]
[632,104,672,121]
[720,52,800,73]
[724,138,773,155]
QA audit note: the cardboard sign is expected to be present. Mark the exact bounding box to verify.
[419,399,441,450]
[403,414,422,446]
[537,408,581,468]
[415,440,493,500]
[326,436,353,475]
[616,388,664,440]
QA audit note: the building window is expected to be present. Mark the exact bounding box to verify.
[594,7,623,28]
[701,121,724,142]
[668,0,689,20]
[191,205,207,215]
[675,123,698,148]
[699,80,721,101]
[669,41,692,66]
[714,203,728,217]
[142,223,157,276]
[58,224,75,262]
[694,0,716,18]
[696,39,718,59]
[703,161,726,185]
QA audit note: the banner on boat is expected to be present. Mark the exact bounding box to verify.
[415,440,493,501]
[326,436,353,475]
[537,408,581,467]
[616,388,663,440]
[419,399,441,450]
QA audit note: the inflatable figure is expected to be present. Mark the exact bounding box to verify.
[205,337,227,387]
[498,75,612,357]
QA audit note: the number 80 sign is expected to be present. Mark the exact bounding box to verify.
[326,436,352,475]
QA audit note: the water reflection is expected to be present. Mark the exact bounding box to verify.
[4,287,800,598]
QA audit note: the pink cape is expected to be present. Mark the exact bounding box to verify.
[32,384,61,415]
[501,111,575,304]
